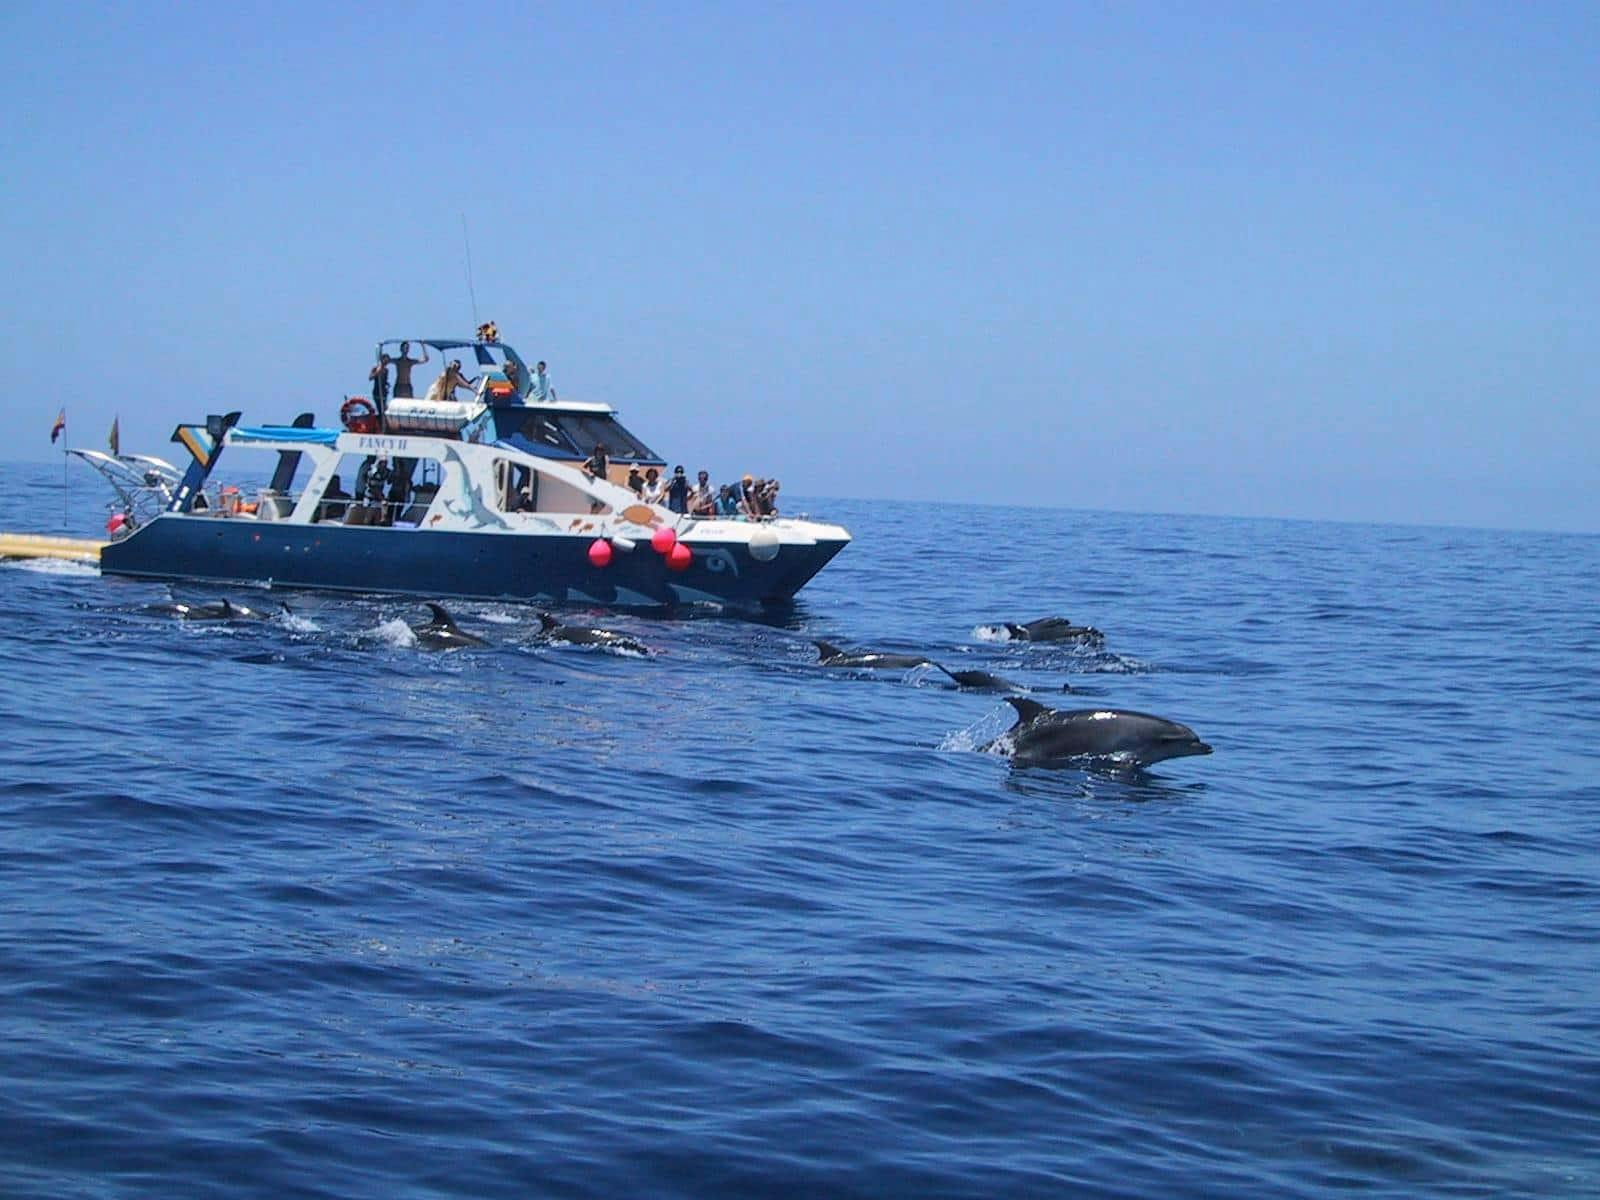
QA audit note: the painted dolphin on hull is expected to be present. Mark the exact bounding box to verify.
[411,603,487,650]
[984,698,1211,768]
[1001,617,1105,645]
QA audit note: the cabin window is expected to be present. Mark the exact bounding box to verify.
[492,457,537,513]
[548,414,659,461]
[490,456,605,515]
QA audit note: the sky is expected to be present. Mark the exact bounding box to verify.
[2,1,1596,532]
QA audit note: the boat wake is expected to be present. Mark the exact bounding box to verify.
[2,557,99,578]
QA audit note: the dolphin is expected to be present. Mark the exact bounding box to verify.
[813,640,934,670]
[934,664,1040,693]
[536,612,650,655]
[1001,617,1105,645]
[411,602,487,650]
[150,598,273,622]
[984,698,1211,768]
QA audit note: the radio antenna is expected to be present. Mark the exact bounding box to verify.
[460,214,480,326]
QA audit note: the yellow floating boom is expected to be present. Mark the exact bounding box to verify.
[0,533,106,564]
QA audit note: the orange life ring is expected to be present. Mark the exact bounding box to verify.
[341,396,379,432]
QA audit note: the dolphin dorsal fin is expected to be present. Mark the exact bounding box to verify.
[220,599,235,617]
[1006,697,1050,724]
[425,602,455,628]
[813,640,843,661]
[535,611,559,632]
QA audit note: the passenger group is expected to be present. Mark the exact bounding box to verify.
[367,348,783,521]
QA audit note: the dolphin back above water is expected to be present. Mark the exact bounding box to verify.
[411,602,487,650]
[813,640,933,670]
[1002,617,1105,645]
[537,612,650,655]
[985,698,1211,768]
[150,598,272,622]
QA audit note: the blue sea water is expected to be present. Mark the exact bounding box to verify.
[1,460,1597,1198]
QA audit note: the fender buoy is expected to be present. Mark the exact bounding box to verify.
[651,526,677,554]
[667,542,692,572]
[588,538,613,568]
[340,396,379,433]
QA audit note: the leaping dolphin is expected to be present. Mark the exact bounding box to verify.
[984,698,1211,768]
[536,612,650,656]
[410,603,487,650]
[1000,617,1105,645]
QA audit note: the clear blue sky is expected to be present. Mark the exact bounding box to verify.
[3,2,1596,532]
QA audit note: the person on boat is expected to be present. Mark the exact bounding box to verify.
[717,483,740,516]
[361,457,393,522]
[582,442,609,481]
[529,361,556,402]
[424,360,476,404]
[740,476,769,519]
[502,357,522,397]
[390,341,428,399]
[626,466,645,497]
[368,354,392,407]
[642,467,664,503]
[689,470,716,517]
[318,474,351,522]
[761,478,781,518]
[664,465,690,515]
[737,474,759,518]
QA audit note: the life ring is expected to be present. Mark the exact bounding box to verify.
[341,396,379,432]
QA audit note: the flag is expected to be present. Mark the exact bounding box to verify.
[50,408,65,444]
[108,415,120,456]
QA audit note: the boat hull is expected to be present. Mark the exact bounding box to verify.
[100,516,846,607]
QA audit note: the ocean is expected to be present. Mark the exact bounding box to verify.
[1,459,1596,1198]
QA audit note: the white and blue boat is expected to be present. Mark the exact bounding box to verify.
[97,332,851,607]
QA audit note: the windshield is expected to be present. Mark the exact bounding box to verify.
[549,413,660,461]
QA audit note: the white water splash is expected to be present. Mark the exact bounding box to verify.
[3,558,100,578]
[370,617,418,648]
[972,624,1015,643]
[279,612,322,634]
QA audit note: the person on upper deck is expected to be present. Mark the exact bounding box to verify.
[368,355,391,407]
[626,466,645,497]
[689,470,716,517]
[664,465,690,515]
[529,361,556,403]
[582,442,610,481]
[390,341,428,398]
[642,467,663,504]
[424,359,477,404]
[717,484,740,516]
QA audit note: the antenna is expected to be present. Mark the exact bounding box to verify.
[460,214,480,327]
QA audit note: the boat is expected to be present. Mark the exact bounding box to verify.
[91,330,851,607]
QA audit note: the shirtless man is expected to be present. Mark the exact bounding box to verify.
[389,341,428,398]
